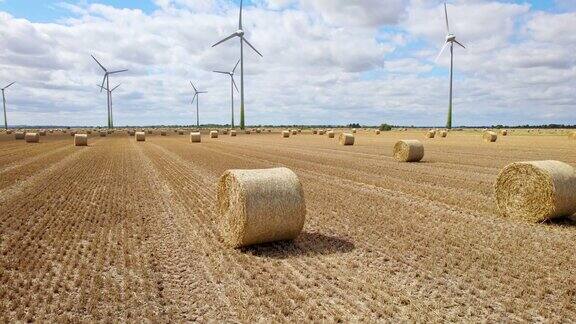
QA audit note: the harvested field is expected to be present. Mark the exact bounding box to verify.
[1,130,575,322]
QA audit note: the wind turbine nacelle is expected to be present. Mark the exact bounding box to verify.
[446,34,456,42]
[236,29,245,37]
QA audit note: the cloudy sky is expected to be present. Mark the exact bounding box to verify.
[0,0,574,127]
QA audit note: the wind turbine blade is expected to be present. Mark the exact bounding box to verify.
[4,81,16,89]
[239,0,243,29]
[213,71,229,75]
[435,42,449,62]
[91,55,107,72]
[242,37,263,57]
[212,33,238,47]
[191,93,197,104]
[190,81,197,92]
[198,91,208,94]
[444,2,450,33]
[100,75,107,93]
[454,40,466,49]
[111,84,121,91]
[109,69,128,75]
[232,77,239,93]
[232,59,240,73]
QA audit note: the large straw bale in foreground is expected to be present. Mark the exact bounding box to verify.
[210,130,219,138]
[25,132,39,143]
[136,132,146,142]
[74,134,88,146]
[14,131,25,140]
[483,131,497,142]
[393,140,424,162]
[495,160,576,222]
[190,132,201,143]
[218,167,306,248]
[339,133,355,145]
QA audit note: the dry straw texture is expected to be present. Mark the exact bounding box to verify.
[136,132,146,142]
[439,130,447,138]
[39,130,46,136]
[327,131,335,138]
[339,133,355,146]
[217,167,306,248]
[230,130,237,136]
[568,131,576,139]
[282,130,290,138]
[393,140,424,162]
[15,132,25,140]
[495,160,576,222]
[148,130,153,134]
[375,130,381,135]
[313,130,318,134]
[483,131,498,142]
[70,131,76,136]
[178,130,184,135]
[190,132,201,143]
[99,131,106,137]
[74,134,88,146]
[501,129,508,136]
[222,129,228,135]
[319,130,326,135]
[210,131,219,138]
[245,130,251,134]
[25,132,39,143]
[291,130,297,135]
[161,131,167,136]
[425,130,435,138]
[128,130,135,136]
[352,128,357,133]
[6,130,12,134]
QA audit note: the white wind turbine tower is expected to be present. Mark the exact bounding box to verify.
[98,84,121,128]
[435,1,466,130]
[91,55,128,129]
[190,82,207,128]
[1,81,15,130]
[213,59,240,128]
[212,0,262,130]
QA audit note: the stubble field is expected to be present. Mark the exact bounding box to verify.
[1,129,575,322]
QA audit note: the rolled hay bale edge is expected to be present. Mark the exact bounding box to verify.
[483,131,497,142]
[339,133,355,146]
[393,140,424,162]
[74,134,88,146]
[190,132,201,143]
[217,167,306,248]
[136,132,146,142]
[25,132,39,143]
[495,160,576,223]
[210,130,219,138]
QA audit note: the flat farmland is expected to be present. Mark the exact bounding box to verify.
[1,130,575,322]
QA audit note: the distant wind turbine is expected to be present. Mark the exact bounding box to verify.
[98,83,121,128]
[1,81,15,130]
[190,82,207,128]
[212,0,262,130]
[213,59,240,128]
[91,55,128,129]
[435,2,466,130]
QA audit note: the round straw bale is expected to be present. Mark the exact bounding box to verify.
[86,130,92,135]
[339,133,355,145]
[312,130,318,134]
[500,129,508,136]
[318,130,325,135]
[256,129,262,133]
[483,131,497,142]
[439,130,447,138]
[230,130,237,137]
[282,130,290,138]
[352,128,357,133]
[393,140,424,162]
[6,130,13,134]
[425,130,435,138]
[38,130,46,136]
[327,131,335,138]
[218,167,306,248]
[14,131,25,140]
[210,130,219,138]
[222,129,228,135]
[291,129,297,135]
[298,129,302,133]
[190,132,201,143]
[161,130,167,136]
[128,130,135,136]
[74,134,88,146]
[136,131,146,142]
[495,160,576,222]
[245,130,251,134]
[70,131,76,136]
[25,132,39,143]
[99,131,106,137]
[178,130,184,135]
[375,130,381,135]
[147,130,153,134]
[568,131,576,139]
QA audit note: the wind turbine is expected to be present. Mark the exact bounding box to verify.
[98,84,121,128]
[190,82,207,128]
[435,2,465,130]
[213,59,240,128]
[1,82,15,130]
[91,55,127,129]
[212,0,262,130]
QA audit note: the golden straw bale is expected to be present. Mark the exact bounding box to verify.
[483,131,498,142]
[14,131,25,140]
[136,132,146,142]
[501,129,508,136]
[318,130,325,135]
[312,130,318,134]
[190,132,201,143]
[6,130,13,134]
[217,167,306,248]
[99,131,106,137]
[38,130,46,136]
[210,130,219,138]
[375,130,381,135]
[567,131,576,139]
[393,140,424,162]
[339,133,355,145]
[25,132,39,143]
[178,130,184,135]
[161,130,167,136]
[439,130,447,137]
[245,130,251,134]
[230,130,237,137]
[327,131,335,138]
[495,160,576,222]
[282,130,290,138]
[425,130,435,138]
[222,129,228,135]
[291,130,297,135]
[74,134,88,146]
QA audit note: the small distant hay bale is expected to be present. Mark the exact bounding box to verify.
[282,130,290,138]
[267,129,272,133]
[128,130,135,136]
[375,130,381,135]
[62,130,67,134]
[99,131,107,137]
[25,132,39,143]
[393,140,424,162]
[352,128,357,133]
[483,131,497,142]
[298,129,302,133]
[15,131,25,140]
[339,133,355,145]
[327,131,335,138]
[245,130,251,134]
[70,131,76,136]
[217,167,306,248]
[6,130,12,134]
[222,129,228,135]
[312,130,318,135]
[439,130,447,138]
[318,130,325,135]
[190,132,201,143]
[501,129,508,136]
[86,130,92,135]
[256,129,262,133]
[107,130,112,134]
[161,130,167,136]
[74,134,88,146]
[38,130,46,136]
[178,130,184,135]
[495,160,576,223]
[425,130,436,138]
[210,130,219,138]
[567,131,576,139]
[291,129,297,135]
[136,132,146,142]
[230,130,237,137]
[147,130,153,134]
